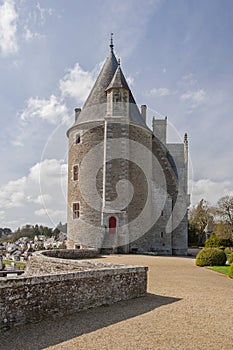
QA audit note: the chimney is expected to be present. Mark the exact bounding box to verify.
[141,105,147,122]
[75,108,81,122]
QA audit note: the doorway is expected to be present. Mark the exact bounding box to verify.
[109,216,116,234]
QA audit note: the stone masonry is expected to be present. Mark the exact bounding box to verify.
[0,251,147,331]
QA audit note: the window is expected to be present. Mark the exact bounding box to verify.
[73,165,79,181]
[73,202,80,219]
[161,232,164,238]
[161,210,164,216]
[113,91,121,103]
[75,133,80,144]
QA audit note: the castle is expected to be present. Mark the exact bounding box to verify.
[66,39,189,255]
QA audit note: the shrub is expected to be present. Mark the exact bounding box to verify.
[228,252,233,265]
[229,263,233,279]
[205,235,220,248]
[224,248,233,254]
[219,238,233,248]
[196,248,227,267]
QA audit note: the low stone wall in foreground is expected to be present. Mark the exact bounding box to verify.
[0,252,147,331]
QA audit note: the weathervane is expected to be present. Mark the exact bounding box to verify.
[110,32,114,52]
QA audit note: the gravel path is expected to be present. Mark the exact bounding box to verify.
[1,255,233,350]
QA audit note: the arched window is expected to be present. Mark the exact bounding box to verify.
[109,216,116,234]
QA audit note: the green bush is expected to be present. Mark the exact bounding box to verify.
[205,235,220,248]
[229,263,233,279]
[224,248,233,254]
[228,252,233,265]
[196,248,227,267]
[219,238,232,247]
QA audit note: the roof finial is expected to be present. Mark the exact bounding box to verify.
[110,32,114,52]
[118,58,120,66]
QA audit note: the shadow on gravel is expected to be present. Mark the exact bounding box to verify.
[0,293,181,350]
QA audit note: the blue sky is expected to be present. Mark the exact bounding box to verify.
[0,0,233,230]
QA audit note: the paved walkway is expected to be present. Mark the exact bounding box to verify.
[1,255,233,350]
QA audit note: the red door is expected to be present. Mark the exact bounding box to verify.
[109,216,116,233]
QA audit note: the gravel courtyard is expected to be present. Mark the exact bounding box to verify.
[1,255,233,350]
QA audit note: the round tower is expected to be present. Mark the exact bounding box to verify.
[66,39,188,255]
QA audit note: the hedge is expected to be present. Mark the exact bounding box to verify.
[229,263,233,279]
[227,252,233,265]
[196,248,227,267]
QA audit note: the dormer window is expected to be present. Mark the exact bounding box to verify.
[113,91,121,103]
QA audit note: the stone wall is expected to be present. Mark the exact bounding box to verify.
[42,248,98,259]
[0,256,147,331]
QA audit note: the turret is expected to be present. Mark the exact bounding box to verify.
[152,116,167,145]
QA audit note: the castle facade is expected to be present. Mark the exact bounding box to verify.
[67,40,189,255]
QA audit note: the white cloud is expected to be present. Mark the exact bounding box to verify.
[11,139,24,147]
[23,25,42,41]
[0,176,27,208]
[35,208,66,219]
[180,89,206,107]
[36,1,54,23]
[27,194,52,205]
[0,159,67,229]
[34,159,67,192]
[182,73,197,86]
[149,87,171,96]
[20,95,70,125]
[190,179,233,206]
[0,0,18,55]
[126,75,134,88]
[29,158,66,180]
[59,63,95,104]
[0,210,5,219]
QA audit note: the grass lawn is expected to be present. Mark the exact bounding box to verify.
[3,259,26,269]
[207,265,230,275]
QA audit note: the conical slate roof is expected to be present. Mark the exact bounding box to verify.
[83,49,118,109]
[75,45,148,129]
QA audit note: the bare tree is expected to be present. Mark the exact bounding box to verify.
[216,196,233,226]
[188,199,213,244]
